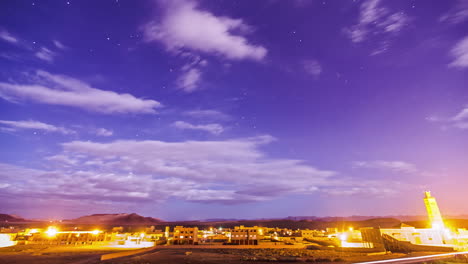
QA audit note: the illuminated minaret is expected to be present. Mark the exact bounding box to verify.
[424,191,444,230]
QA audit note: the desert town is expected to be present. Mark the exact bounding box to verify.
[2,192,468,260]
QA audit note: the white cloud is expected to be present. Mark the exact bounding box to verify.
[303,60,322,78]
[440,0,468,24]
[352,160,417,173]
[143,0,267,61]
[449,105,468,129]
[0,70,162,114]
[449,36,468,68]
[95,128,113,137]
[452,107,468,122]
[172,120,224,135]
[183,109,230,120]
[345,0,409,44]
[0,30,18,44]
[427,105,468,130]
[35,47,56,62]
[53,40,67,50]
[177,67,202,92]
[0,120,74,135]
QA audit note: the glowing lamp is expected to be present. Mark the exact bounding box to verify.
[46,227,58,237]
[91,230,100,235]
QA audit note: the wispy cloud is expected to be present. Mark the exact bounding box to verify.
[172,120,224,135]
[35,47,56,62]
[0,30,18,44]
[440,0,468,24]
[428,105,468,130]
[174,53,208,92]
[0,120,74,135]
[0,70,162,114]
[0,29,66,63]
[449,36,468,68]
[53,40,67,50]
[95,128,113,137]
[352,160,417,174]
[449,105,468,129]
[345,0,410,53]
[303,60,322,78]
[183,109,231,120]
[143,0,267,61]
[177,67,202,92]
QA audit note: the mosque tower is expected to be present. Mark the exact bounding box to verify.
[423,191,445,230]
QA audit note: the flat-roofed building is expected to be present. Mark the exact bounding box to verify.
[172,226,199,245]
[230,226,263,245]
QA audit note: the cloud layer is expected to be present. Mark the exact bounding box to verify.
[0,70,162,114]
[0,136,342,206]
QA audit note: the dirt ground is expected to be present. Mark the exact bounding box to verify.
[0,245,134,264]
[0,245,457,264]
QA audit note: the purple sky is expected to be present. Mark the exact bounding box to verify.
[0,0,468,221]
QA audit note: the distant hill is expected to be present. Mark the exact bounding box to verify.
[4,212,468,228]
[64,213,163,225]
[0,213,25,222]
[286,215,430,222]
[165,217,403,230]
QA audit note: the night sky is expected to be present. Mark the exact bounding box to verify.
[0,0,467,221]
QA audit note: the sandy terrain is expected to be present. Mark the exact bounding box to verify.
[0,245,459,264]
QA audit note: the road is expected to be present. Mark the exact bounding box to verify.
[356,251,468,264]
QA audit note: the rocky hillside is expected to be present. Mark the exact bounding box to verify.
[64,213,163,225]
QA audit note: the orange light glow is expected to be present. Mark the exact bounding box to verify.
[46,226,58,237]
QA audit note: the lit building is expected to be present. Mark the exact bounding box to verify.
[230,226,263,245]
[172,226,199,245]
[360,191,456,251]
[424,191,445,230]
